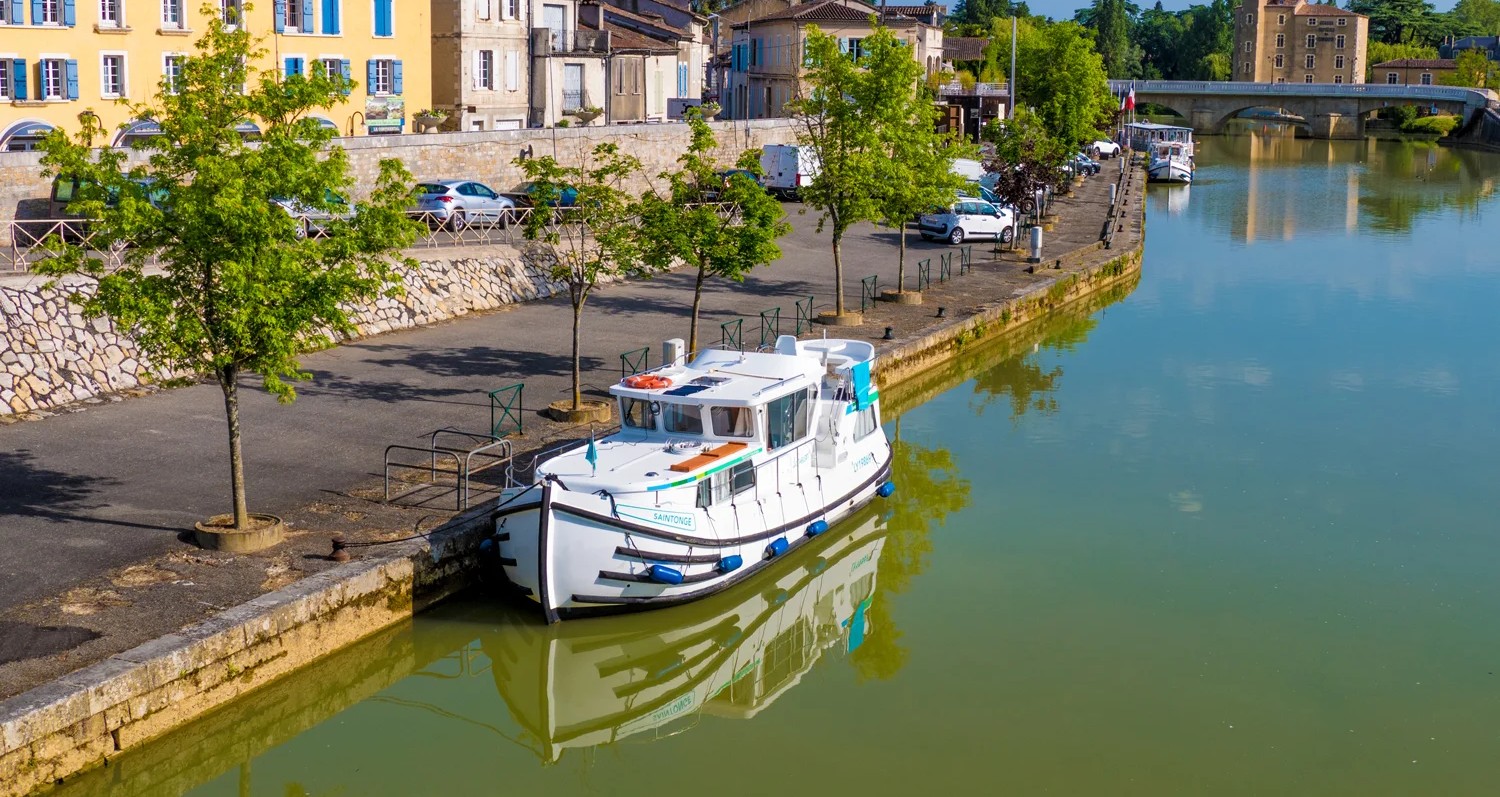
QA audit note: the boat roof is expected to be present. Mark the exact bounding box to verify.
[612,337,875,407]
[1125,122,1194,132]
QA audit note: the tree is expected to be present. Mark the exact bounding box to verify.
[1080,0,1146,78]
[637,110,790,353]
[982,108,1070,212]
[1366,40,1441,81]
[1441,47,1500,88]
[787,23,897,319]
[983,17,1114,146]
[34,8,419,531]
[1454,0,1500,34]
[514,144,646,414]
[1350,0,1442,44]
[949,0,1027,34]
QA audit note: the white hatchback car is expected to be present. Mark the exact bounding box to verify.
[919,199,1017,245]
[1092,139,1122,158]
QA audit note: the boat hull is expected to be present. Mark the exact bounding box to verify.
[494,459,893,622]
[1148,160,1193,184]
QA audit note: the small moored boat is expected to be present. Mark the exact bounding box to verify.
[1125,122,1195,184]
[492,335,894,622]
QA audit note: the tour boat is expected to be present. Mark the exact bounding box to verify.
[482,506,889,760]
[491,335,895,623]
[1125,122,1195,184]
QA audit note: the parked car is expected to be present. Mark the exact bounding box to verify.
[1072,153,1102,176]
[958,181,1001,205]
[43,175,164,243]
[413,180,517,230]
[703,169,760,202]
[503,181,579,209]
[1092,139,1122,158]
[272,189,353,238]
[759,144,819,200]
[919,199,1017,245]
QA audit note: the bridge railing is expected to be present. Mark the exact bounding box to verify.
[1109,80,1497,108]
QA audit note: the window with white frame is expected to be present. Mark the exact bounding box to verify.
[1336,34,1345,48]
[1306,34,1315,48]
[1243,41,1252,53]
[476,49,493,89]
[477,0,489,20]
[1334,54,1344,69]
[320,57,342,78]
[41,0,61,24]
[507,0,519,18]
[284,0,312,31]
[1278,13,1285,23]
[1337,16,1346,25]
[1276,33,1284,47]
[371,58,392,94]
[1241,61,1250,75]
[1305,73,1314,83]
[1244,13,1252,23]
[0,1,10,22]
[1307,17,1317,25]
[1386,72,1397,84]
[41,58,66,99]
[101,54,125,97]
[1274,54,1284,68]
[222,0,242,25]
[0,61,10,99]
[99,0,123,27]
[1421,72,1432,85]
[161,0,184,27]
[1334,74,1343,83]
[1305,54,1314,68]
[164,54,183,93]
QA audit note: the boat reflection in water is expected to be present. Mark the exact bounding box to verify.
[486,504,889,762]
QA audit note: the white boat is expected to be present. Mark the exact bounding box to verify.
[483,506,890,761]
[1125,122,1195,184]
[492,334,895,622]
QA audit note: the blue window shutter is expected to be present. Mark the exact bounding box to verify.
[366,59,377,92]
[12,59,26,101]
[392,59,403,94]
[29,0,41,23]
[340,58,351,94]
[62,0,74,24]
[838,38,848,55]
[322,0,339,33]
[375,0,391,36]
[65,59,78,99]
[9,0,21,23]
[678,63,686,97]
[302,2,314,32]
[273,0,285,31]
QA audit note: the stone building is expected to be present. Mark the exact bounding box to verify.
[431,0,533,130]
[527,0,610,127]
[723,0,943,121]
[1371,58,1457,86]
[581,2,706,124]
[1234,0,1368,85]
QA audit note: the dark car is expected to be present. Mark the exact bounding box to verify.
[703,169,761,201]
[502,182,579,209]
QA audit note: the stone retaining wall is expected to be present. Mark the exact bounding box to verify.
[0,247,590,417]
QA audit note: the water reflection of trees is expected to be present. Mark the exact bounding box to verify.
[969,312,1100,422]
[850,420,971,683]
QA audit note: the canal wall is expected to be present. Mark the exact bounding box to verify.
[0,164,1147,797]
[1451,108,1500,153]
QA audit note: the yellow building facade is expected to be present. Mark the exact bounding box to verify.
[0,0,431,149]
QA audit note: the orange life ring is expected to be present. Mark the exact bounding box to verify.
[624,374,672,389]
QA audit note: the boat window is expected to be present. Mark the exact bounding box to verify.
[853,406,879,440]
[663,403,703,435]
[621,398,656,429]
[766,389,811,450]
[696,459,756,507]
[710,405,755,438]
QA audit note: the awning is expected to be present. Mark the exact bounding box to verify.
[2,120,55,140]
[234,120,260,135]
[310,116,338,130]
[115,119,163,141]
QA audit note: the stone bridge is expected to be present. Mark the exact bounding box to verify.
[1109,80,1500,139]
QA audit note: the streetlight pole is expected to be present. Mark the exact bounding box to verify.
[1009,15,1017,120]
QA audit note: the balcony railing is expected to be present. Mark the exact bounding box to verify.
[936,81,1009,97]
[531,27,610,55]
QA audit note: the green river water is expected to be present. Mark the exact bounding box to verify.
[51,133,1500,796]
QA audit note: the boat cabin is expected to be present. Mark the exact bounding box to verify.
[1124,122,1195,158]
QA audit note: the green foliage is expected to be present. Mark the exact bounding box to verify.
[637,110,790,352]
[1440,47,1500,88]
[1080,0,1146,78]
[983,109,1069,211]
[948,0,1029,35]
[983,17,1114,146]
[789,22,919,316]
[1401,114,1461,135]
[1454,0,1500,34]
[34,8,418,528]
[514,143,646,409]
[1350,0,1442,44]
[1131,0,1234,80]
[1365,41,1441,81]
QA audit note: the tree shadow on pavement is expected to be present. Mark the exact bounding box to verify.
[0,449,178,531]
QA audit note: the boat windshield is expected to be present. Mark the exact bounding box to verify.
[711,406,756,438]
[621,397,656,429]
[662,403,704,435]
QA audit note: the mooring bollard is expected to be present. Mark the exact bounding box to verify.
[1109,183,1117,207]
[1028,225,1043,264]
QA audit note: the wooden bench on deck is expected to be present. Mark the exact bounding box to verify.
[668,442,749,473]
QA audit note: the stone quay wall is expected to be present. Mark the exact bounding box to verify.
[0,247,598,417]
[0,119,797,246]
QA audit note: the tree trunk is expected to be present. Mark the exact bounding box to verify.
[218,365,249,530]
[832,230,845,316]
[897,222,907,293]
[689,261,708,354]
[570,298,584,411]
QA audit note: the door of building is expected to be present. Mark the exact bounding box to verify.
[563,63,583,112]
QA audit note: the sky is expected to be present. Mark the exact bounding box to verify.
[882,0,1460,24]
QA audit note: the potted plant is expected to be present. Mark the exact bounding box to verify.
[569,105,603,124]
[414,108,448,133]
[697,101,721,120]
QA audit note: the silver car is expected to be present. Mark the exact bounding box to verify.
[413,179,517,230]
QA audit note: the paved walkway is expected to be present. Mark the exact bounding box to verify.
[0,171,1131,696]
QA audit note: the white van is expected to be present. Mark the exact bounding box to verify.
[950,158,986,182]
[759,145,820,200]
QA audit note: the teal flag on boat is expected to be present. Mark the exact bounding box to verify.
[851,360,875,410]
[586,431,598,476]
